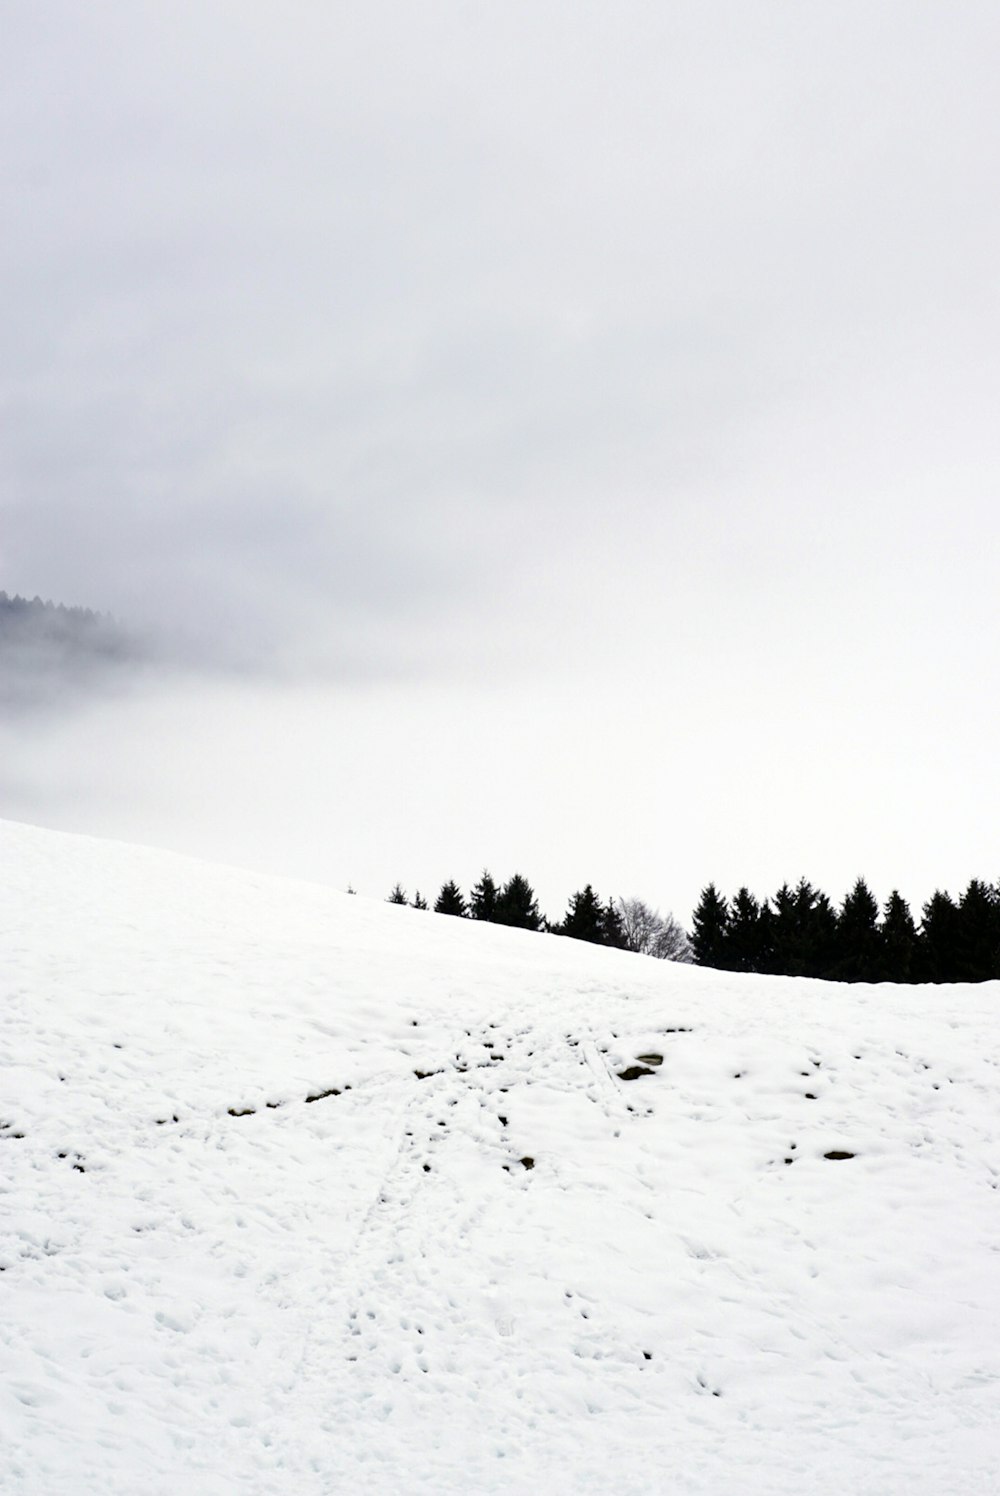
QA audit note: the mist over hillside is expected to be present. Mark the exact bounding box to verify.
[2,819,999,1495]
[0,592,150,711]
[4,0,999,1006]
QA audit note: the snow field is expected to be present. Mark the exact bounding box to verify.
[2,820,999,1494]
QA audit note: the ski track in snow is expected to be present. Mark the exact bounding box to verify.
[2,820,999,1494]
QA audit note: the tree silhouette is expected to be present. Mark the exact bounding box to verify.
[469,871,499,921]
[494,874,543,931]
[831,878,881,981]
[878,891,918,982]
[616,897,692,961]
[690,884,730,968]
[919,891,962,982]
[727,887,767,973]
[600,897,628,950]
[955,879,1000,981]
[558,885,606,944]
[434,880,467,917]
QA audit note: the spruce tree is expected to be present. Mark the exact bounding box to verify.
[955,879,1000,981]
[494,873,543,931]
[387,883,408,905]
[919,891,962,982]
[878,890,918,982]
[831,878,881,982]
[799,880,838,978]
[727,887,764,973]
[754,899,777,974]
[469,870,499,921]
[690,884,730,968]
[600,897,628,950]
[434,880,467,917]
[558,885,606,944]
[770,879,837,977]
[410,890,428,910]
[769,883,797,975]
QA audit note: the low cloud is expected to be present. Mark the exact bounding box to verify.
[3,2,999,926]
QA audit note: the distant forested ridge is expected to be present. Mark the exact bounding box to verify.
[0,590,145,706]
[691,877,1000,983]
[0,592,135,655]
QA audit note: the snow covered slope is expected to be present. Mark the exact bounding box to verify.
[2,820,999,1495]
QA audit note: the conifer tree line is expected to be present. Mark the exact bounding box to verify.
[387,873,692,961]
[690,877,1000,983]
[0,591,130,656]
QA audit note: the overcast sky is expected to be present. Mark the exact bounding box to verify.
[2,1,999,923]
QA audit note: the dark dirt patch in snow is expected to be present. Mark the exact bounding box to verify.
[305,1086,347,1103]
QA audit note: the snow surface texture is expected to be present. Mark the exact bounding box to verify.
[2,821,999,1495]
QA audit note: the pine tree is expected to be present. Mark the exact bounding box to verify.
[434,880,467,917]
[469,870,499,921]
[387,883,408,905]
[494,873,543,931]
[690,884,730,968]
[410,890,428,910]
[831,878,881,982]
[877,890,918,982]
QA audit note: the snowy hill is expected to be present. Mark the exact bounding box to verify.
[2,821,999,1495]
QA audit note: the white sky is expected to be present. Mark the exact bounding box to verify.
[2,1,999,923]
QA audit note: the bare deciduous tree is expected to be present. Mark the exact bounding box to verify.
[615,897,693,962]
